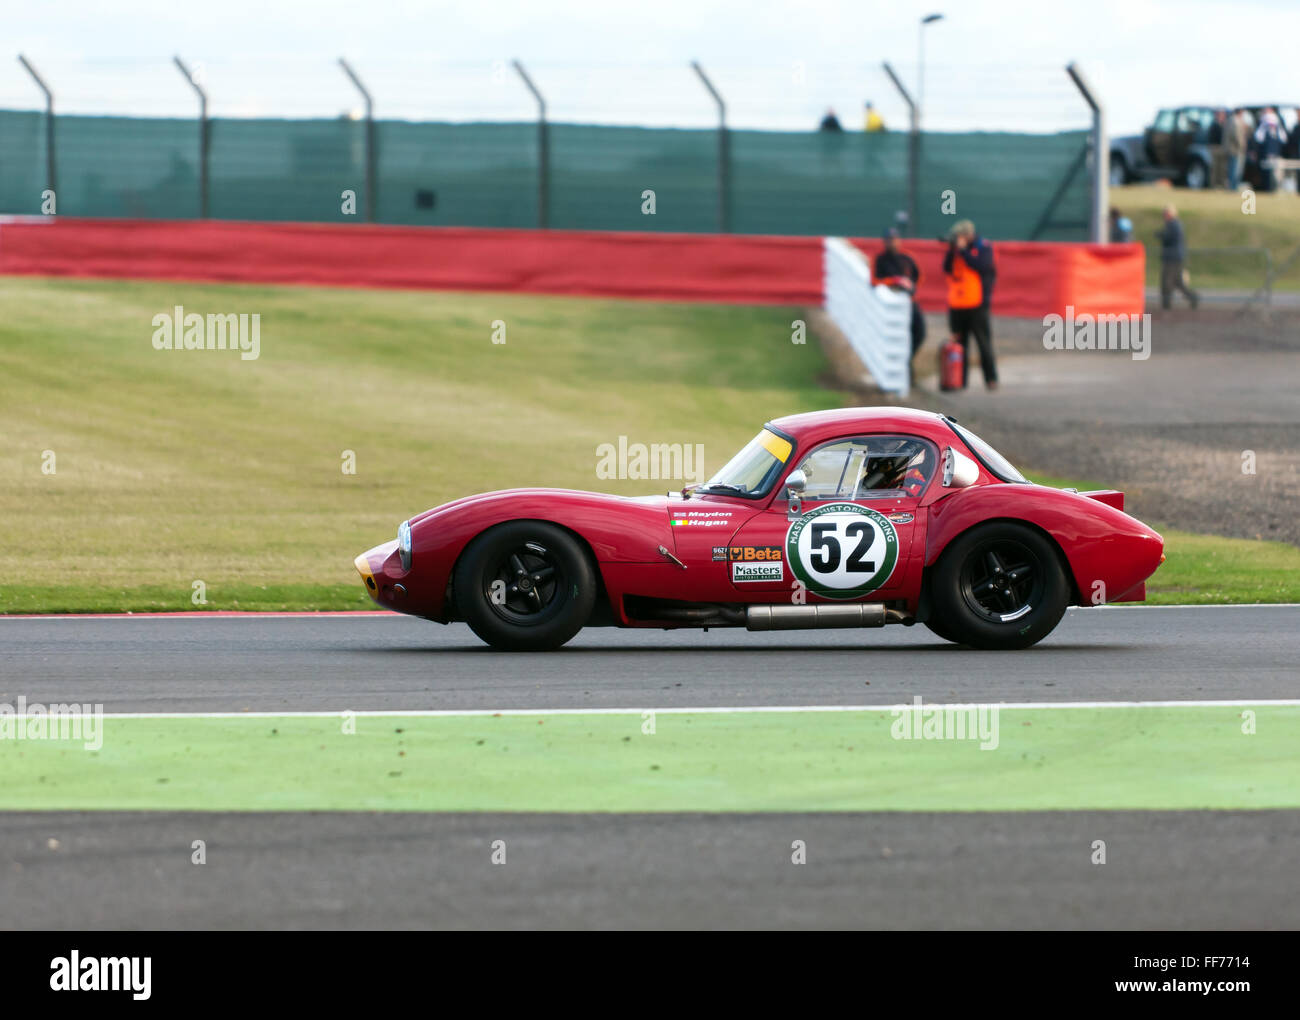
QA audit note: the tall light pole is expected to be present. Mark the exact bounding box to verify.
[918,13,944,126]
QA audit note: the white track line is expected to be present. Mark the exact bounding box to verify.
[7,700,1297,720]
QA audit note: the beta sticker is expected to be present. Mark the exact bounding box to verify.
[786,503,898,599]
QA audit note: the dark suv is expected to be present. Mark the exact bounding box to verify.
[1112,105,1299,189]
[1111,106,1222,189]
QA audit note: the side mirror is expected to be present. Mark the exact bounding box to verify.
[785,468,807,518]
[941,447,980,489]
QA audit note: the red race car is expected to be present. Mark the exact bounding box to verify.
[355,407,1164,651]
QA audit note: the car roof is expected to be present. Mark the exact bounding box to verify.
[767,406,954,447]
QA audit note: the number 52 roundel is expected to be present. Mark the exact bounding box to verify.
[786,503,899,599]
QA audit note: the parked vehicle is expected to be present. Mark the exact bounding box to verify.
[1111,106,1222,189]
[1113,105,1300,189]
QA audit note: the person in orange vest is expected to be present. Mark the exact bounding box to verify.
[942,220,998,390]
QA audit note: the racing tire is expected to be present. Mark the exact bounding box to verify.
[928,522,1070,650]
[923,615,965,645]
[454,521,596,651]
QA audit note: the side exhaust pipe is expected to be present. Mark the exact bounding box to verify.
[746,603,887,630]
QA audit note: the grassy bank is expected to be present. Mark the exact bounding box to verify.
[0,277,832,612]
[2,276,1295,613]
[1113,183,1300,292]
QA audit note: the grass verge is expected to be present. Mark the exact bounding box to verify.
[1113,183,1300,292]
[0,277,833,613]
[3,276,1295,612]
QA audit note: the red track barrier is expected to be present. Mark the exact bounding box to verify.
[846,238,1146,319]
[0,217,1143,317]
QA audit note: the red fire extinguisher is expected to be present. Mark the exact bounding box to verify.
[946,340,967,392]
[939,339,964,391]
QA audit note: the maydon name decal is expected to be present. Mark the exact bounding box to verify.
[786,503,898,599]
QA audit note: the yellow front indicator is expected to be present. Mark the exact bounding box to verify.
[354,553,378,596]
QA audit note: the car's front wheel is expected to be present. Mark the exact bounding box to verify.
[453,521,596,651]
[928,522,1070,650]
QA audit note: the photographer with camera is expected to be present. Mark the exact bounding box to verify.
[942,219,998,391]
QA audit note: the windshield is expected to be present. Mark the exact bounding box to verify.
[946,420,1027,483]
[698,427,793,498]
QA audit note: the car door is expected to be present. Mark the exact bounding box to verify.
[1173,108,1210,166]
[726,434,936,600]
[1146,108,1177,169]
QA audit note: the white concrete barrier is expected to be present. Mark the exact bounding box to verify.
[823,236,912,396]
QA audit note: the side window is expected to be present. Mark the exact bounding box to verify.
[1153,109,1176,132]
[789,436,936,501]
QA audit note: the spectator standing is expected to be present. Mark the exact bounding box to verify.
[942,220,998,390]
[1254,108,1288,192]
[873,228,927,373]
[818,108,843,132]
[864,101,886,132]
[1156,205,1198,310]
[1284,108,1300,159]
[1280,108,1300,191]
[1208,110,1228,188]
[1225,108,1248,191]
[1108,207,1134,243]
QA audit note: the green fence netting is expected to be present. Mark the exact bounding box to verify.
[0,109,1091,240]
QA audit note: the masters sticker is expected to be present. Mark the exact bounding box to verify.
[786,502,898,599]
[732,561,783,583]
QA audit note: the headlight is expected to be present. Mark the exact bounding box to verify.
[398,520,412,570]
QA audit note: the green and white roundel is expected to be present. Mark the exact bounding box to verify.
[786,503,899,599]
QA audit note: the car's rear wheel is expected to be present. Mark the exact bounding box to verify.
[924,615,964,645]
[928,522,1069,650]
[453,521,596,651]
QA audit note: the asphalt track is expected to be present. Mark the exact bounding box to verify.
[4,810,1297,930]
[2,605,1297,930]
[2,605,1297,712]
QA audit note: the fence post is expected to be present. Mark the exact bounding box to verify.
[1066,62,1107,244]
[512,60,549,229]
[691,61,730,233]
[17,55,56,208]
[881,62,916,236]
[338,58,376,222]
[173,57,209,218]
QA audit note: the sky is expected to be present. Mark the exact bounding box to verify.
[3,0,1297,135]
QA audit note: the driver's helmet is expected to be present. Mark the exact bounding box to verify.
[861,448,929,495]
[860,454,912,491]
